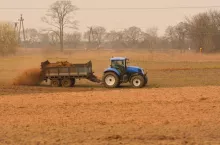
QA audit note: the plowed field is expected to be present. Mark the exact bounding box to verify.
[0,86,220,145]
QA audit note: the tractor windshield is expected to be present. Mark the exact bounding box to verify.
[111,60,125,67]
[111,60,126,74]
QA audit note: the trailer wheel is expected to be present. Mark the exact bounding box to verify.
[61,78,72,87]
[130,75,145,88]
[71,78,76,87]
[102,72,119,88]
[51,79,61,87]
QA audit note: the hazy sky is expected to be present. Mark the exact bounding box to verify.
[1,0,220,36]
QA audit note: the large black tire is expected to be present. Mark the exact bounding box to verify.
[102,72,120,88]
[130,75,145,88]
[117,82,121,87]
[51,79,61,87]
[71,78,76,87]
[143,76,148,86]
[61,78,72,87]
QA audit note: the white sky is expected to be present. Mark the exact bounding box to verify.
[0,0,220,36]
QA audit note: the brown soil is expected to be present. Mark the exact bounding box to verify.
[0,86,220,144]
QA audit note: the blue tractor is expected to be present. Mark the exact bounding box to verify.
[102,57,148,88]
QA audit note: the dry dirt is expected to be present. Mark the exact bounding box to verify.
[1,49,220,144]
[0,86,220,145]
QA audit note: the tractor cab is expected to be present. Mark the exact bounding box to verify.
[110,57,128,74]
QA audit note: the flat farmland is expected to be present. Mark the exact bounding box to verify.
[1,49,220,144]
[1,86,220,144]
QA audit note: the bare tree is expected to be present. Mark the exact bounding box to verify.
[42,0,78,52]
[145,27,158,49]
[165,26,178,49]
[84,26,106,48]
[146,27,158,37]
[0,22,18,56]
[64,32,81,48]
[106,30,118,42]
[185,11,214,52]
[185,11,220,52]
[174,22,188,52]
[48,31,60,46]
[123,26,143,48]
[92,26,106,48]
[105,30,125,48]
[38,32,50,46]
[84,27,95,48]
[25,28,39,46]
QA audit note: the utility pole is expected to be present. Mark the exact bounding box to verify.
[88,26,93,44]
[18,14,26,44]
[87,26,94,49]
[14,22,18,31]
[14,22,19,42]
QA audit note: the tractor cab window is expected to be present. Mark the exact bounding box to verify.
[111,60,125,68]
[126,59,130,65]
[111,60,126,74]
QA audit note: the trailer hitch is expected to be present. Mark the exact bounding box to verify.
[87,74,102,84]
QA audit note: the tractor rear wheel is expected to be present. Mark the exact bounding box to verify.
[61,78,72,87]
[130,75,145,88]
[51,79,61,87]
[143,76,148,86]
[102,72,120,88]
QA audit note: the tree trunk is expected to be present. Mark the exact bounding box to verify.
[60,26,64,52]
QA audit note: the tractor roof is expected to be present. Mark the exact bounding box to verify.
[110,57,127,61]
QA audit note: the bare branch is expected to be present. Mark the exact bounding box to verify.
[41,16,60,29]
[41,0,78,51]
[40,28,60,37]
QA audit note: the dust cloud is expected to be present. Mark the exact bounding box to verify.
[13,68,43,86]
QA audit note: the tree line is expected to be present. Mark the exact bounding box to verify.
[23,26,164,50]
[1,0,220,56]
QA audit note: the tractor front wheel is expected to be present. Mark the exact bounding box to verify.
[102,72,119,88]
[130,75,145,88]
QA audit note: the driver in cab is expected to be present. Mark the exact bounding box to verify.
[112,61,125,74]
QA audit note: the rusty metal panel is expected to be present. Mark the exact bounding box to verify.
[59,68,69,76]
